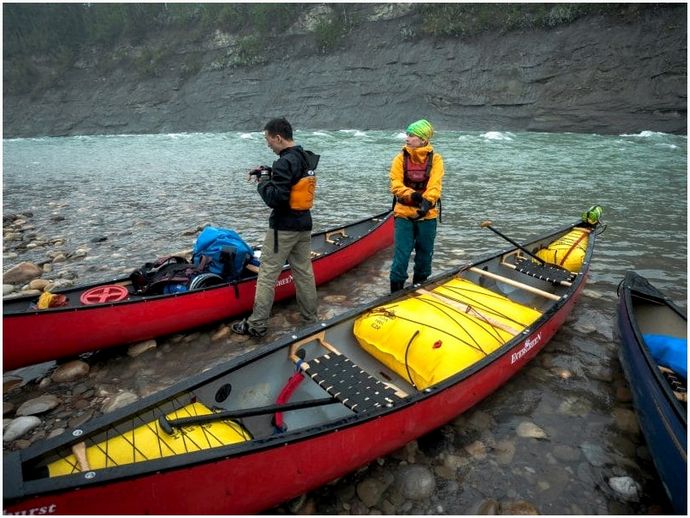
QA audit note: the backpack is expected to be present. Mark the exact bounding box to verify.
[192,226,254,281]
[129,256,203,295]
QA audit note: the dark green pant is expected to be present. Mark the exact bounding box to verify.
[390,217,437,284]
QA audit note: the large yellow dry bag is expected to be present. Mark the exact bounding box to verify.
[48,402,250,477]
[535,228,589,273]
[353,278,542,390]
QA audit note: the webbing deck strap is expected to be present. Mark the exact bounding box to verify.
[513,258,575,284]
[305,354,403,412]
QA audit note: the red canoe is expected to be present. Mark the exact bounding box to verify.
[3,213,601,514]
[2,211,393,371]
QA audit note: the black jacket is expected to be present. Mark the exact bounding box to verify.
[257,145,319,231]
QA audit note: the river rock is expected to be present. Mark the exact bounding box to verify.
[28,278,51,291]
[16,394,61,416]
[101,391,139,413]
[127,339,157,357]
[613,408,640,434]
[3,261,42,285]
[3,416,41,442]
[476,498,501,514]
[396,465,435,500]
[580,442,607,467]
[501,500,540,514]
[494,439,516,465]
[3,284,15,295]
[211,325,231,342]
[516,421,548,439]
[608,476,641,501]
[356,477,384,507]
[52,360,90,383]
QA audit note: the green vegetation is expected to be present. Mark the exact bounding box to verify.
[3,3,677,95]
[418,3,668,38]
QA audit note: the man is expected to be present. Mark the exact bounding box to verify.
[389,119,444,293]
[232,118,319,337]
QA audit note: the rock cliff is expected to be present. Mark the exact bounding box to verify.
[3,5,686,137]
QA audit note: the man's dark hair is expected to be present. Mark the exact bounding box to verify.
[264,118,293,140]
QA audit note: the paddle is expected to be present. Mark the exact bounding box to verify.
[479,220,574,285]
[479,220,546,265]
[159,397,336,434]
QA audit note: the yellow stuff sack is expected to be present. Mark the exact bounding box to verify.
[48,402,250,477]
[535,228,589,273]
[353,278,542,390]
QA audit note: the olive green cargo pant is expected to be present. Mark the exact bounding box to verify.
[246,229,318,334]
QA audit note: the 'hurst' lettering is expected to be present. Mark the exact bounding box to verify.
[4,504,57,515]
[511,332,542,364]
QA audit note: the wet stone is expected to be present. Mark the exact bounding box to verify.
[612,407,640,434]
[4,416,41,442]
[516,421,548,439]
[501,500,541,514]
[608,476,641,501]
[476,498,500,514]
[552,444,581,462]
[396,465,435,500]
[16,394,61,416]
[52,360,90,383]
[356,477,384,507]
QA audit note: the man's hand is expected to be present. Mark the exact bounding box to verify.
[248,165,272,182]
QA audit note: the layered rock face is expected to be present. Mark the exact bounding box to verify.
[3,6,686,137]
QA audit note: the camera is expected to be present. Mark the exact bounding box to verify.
[248,165,272,182]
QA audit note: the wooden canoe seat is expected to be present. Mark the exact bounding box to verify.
[304,353,404,412]
[500,251,574,286]
[289,331,407,412]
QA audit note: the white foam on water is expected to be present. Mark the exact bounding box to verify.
[481,131,514,141]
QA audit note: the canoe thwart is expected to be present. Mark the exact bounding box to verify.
[416,288,521,335]
[468,267,561,301]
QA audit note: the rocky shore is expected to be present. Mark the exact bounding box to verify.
[3,4,686,138]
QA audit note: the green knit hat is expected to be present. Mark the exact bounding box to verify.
[406,119,434,141]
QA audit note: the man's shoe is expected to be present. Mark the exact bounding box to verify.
[231,319,267,338]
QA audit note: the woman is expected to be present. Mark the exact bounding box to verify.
[389,119,444,292]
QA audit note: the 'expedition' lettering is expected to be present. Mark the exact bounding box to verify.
[510,332,542,365]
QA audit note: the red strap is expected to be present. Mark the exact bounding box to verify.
[274,372,304,431]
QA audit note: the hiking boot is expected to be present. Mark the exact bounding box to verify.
[231,319,267,338]
[412,275,428,285]
[390,280,405,293]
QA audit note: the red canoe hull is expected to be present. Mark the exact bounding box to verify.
[3,214,393,371]
[4,277,584,515]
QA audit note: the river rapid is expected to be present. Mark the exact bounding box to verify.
[3,129,687,514]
